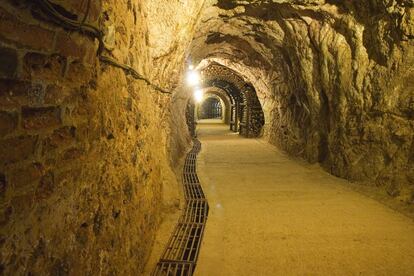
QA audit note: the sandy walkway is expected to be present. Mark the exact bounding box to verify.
[195,121,414,276]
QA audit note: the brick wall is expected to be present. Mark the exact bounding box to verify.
[0,0,191,274]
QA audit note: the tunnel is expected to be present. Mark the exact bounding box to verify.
[197,95,223,120]
[0,0,413,275]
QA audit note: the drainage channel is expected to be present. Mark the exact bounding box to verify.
[153,139,209,276]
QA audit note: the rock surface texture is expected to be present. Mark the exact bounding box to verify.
[0,0,413,275]
[0,0,202,274]
[191,0,414,205]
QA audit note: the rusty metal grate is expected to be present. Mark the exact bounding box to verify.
[155,261,194,276]
[153,139,208,276]
[183,184,205,200]
[183,173,200,185]
[179,200,208,224]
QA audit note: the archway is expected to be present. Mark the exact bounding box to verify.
[198,96,222,120]
[200,63,265,138]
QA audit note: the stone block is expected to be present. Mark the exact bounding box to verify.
[44,84,72,105]
[0,135,37,164]
[22,106,61,130]
[0,79,46,108]
[0,111,18,137]
[23,52,67,81]
[0,7,55,51]
[42,126,76,153]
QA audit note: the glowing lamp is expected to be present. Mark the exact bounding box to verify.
[186,70,200,86]
[194,89,203,103]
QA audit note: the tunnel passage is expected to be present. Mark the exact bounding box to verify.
[198,96,223,120]
[188,0,414,206]
[0,0,413,275]
[200,63,265,138]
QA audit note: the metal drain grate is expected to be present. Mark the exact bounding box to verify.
[155,261,194,276]
[183,173,200,185]
[183,184,205,200]
[179,200,208,224]
[153,139,208,276]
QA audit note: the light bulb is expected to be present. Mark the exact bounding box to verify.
[194,89,203,103]
[186,70,200,86]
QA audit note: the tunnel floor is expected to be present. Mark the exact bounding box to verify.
[194,120,414,275]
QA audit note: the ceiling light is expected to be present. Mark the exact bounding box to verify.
[186,70,200,86]
[194,89,203,103]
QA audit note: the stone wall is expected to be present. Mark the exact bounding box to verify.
[1,0,413,274]
[190,0,414,205]
[0,0,203,274]
[265,1,414,204]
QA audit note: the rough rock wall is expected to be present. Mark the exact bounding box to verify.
[0,0,203,274]
[266,1,414,203]
[191,0,414,204]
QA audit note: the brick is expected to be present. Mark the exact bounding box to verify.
[24,52,48,69]
[23,52,67,81]
[0,79,45,108]
[44,84,72,105]
[10,162,44,190]
[0,111,18,137]
[0,135,37,164]
[42,126,76,153]
[0,46,18,79]
[22,106,61,130]
[0,7,55,51]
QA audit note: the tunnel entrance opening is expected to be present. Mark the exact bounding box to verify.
[198,97,222,120]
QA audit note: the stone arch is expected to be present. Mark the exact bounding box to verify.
[200,63,265,137]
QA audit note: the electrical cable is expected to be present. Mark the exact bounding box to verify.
[34,0,172,95]
[34,0,101,35]
[79,0,91,30]
[99,56,172,94]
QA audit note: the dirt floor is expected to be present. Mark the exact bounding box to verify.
[194,120,414,276]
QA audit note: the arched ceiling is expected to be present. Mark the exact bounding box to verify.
[188,0,414,133]
[189,0,413,101]
[201,63,248,92]
[202,86,233,103]
[188,0,343,105]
